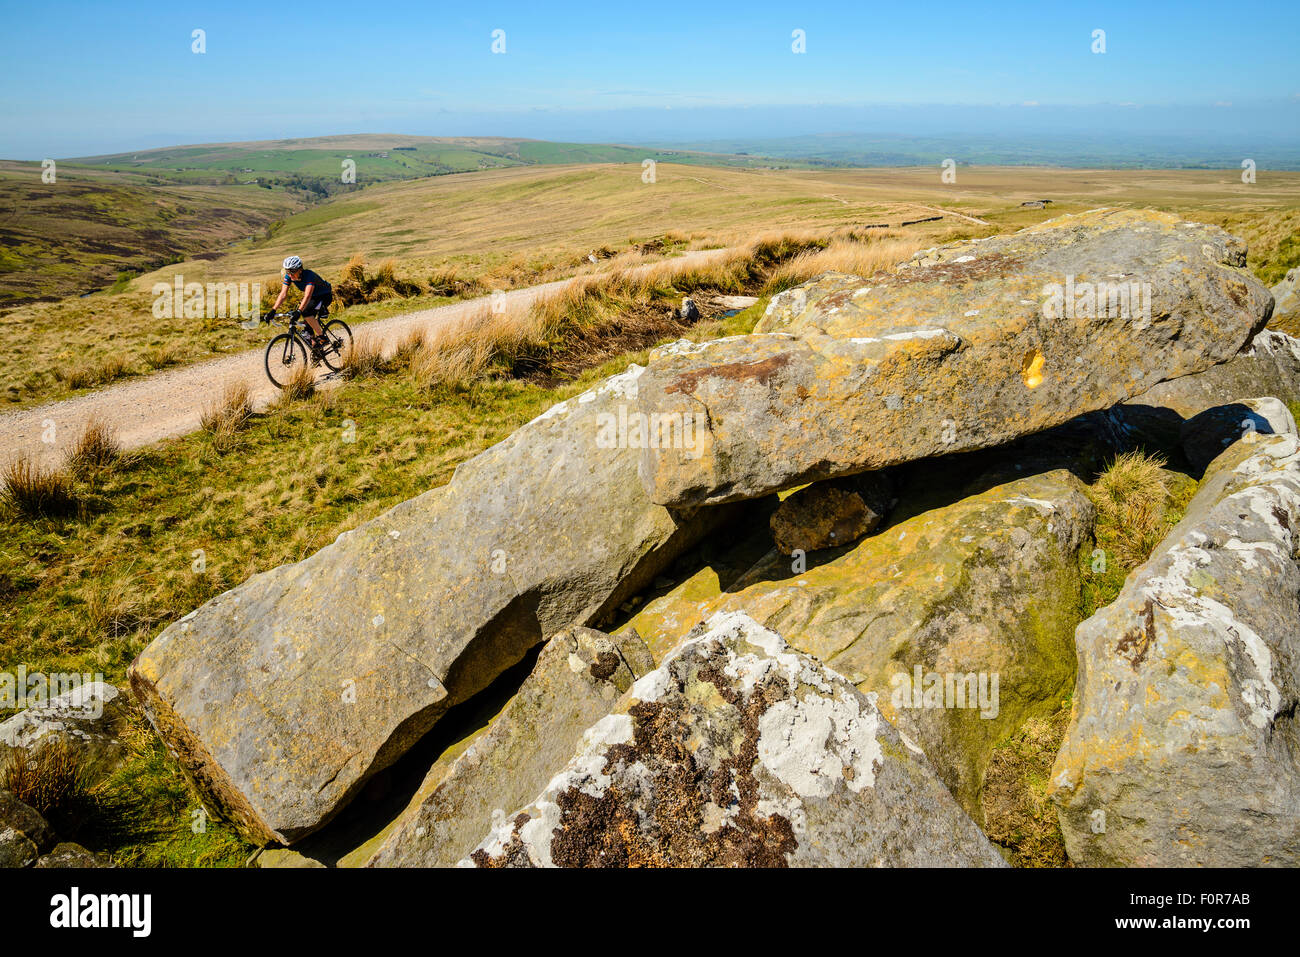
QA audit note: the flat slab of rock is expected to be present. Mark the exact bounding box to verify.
[466,611,1006,867]
[1051,433,1300,865]
[634,210,1272,506]
[365,626,655,867]
[129,365,731,845]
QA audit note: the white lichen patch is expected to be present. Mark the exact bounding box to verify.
[882,328,955,341]
[1005,495,1057,512]
[756,688,883,797]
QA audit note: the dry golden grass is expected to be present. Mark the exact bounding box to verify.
[409,308,498,392]
[1090,451,1173,567]
[340,333,387,380]
[332,255,424,305]
[200,381,254,451]
[8,163,1299,413]
[278,362,317,402]
[766,236,925,290]
[142,342,186,371]
[84,576,147,641]
[65,418,121,478]
[1,454,78,518]
[58,355,133,391]
[402,230,925,391]
[391,327,427,364]
[2,738,93,820]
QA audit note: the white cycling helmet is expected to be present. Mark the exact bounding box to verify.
[283,255,303,271]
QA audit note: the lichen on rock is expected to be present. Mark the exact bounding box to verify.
[466,611,1005,867]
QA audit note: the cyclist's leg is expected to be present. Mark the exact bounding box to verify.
[303,303,324,339]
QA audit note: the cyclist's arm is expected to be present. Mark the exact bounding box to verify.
[298,283,315,311]
[271,282,288,311]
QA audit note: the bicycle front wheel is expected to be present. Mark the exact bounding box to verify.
[265,332,310,389]
[319,319,353,373]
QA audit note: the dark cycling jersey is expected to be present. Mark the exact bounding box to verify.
[283,268,333,303]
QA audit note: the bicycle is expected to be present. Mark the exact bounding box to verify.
[261,309,353,389]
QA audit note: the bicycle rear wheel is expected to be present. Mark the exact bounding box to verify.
[319,318,353,373]
[265,332,310,388]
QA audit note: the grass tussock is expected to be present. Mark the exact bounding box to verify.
[142,342,186,371]
[426,266,488,299]
[57,355,133,391]
[1,455,78,518]
[981,705,1072,867]
[65,419,121,478]
[1080,450,1199,616]
[340,333,388,380]
[2,738,95,823]
[333,255,425,305]
[278,362,317,402]
[200,381,254,451]
[1089,451,1173,568]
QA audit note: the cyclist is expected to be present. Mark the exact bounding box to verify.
[264,256,334,352]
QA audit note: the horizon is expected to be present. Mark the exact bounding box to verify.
[3,0,1298,161]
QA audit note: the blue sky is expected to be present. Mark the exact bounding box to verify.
[1,0,1297,157]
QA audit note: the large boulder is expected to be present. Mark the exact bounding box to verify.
[624,468,1093,821]
[365,626,655,867]
[129,364,734,845]
[1050,432,1300,866]
[633,209,1272,506]
[0,681,130,785]
[465,612,1006,867]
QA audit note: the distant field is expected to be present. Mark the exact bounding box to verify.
[0,135,806,306]
[667,132,1300,171]
[2,161,1298,411]
[71,134,800,181]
